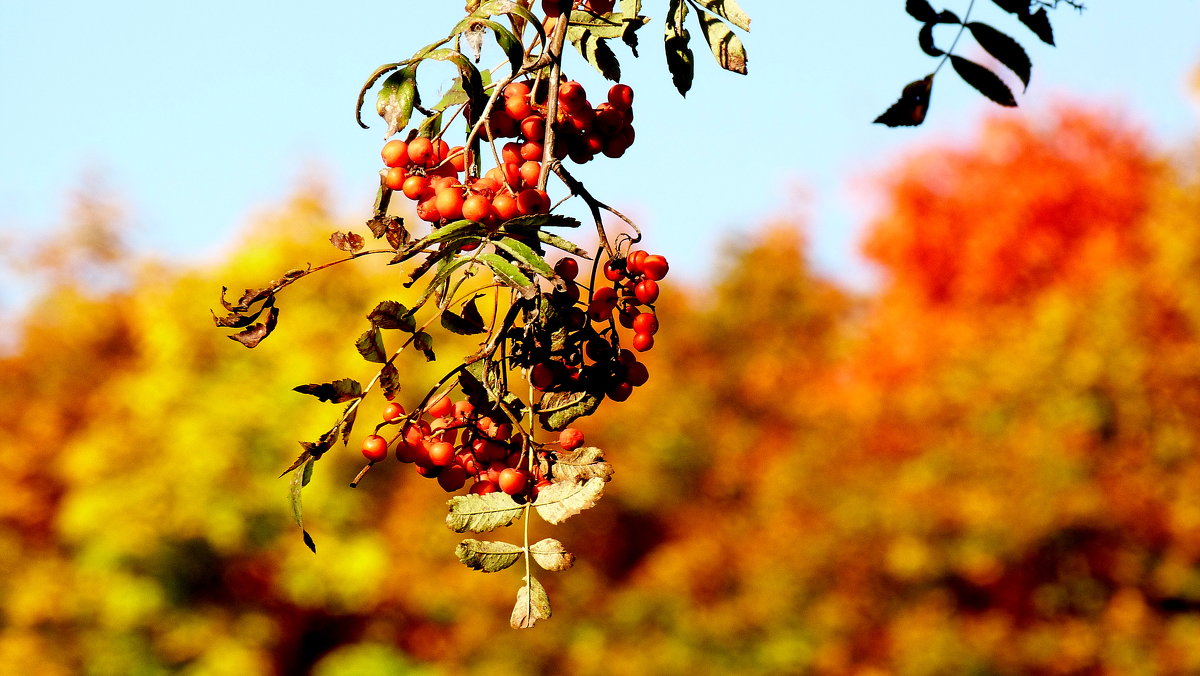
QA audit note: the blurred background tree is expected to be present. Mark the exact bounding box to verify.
[4,95,1200,674]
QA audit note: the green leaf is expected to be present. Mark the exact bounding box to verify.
[413,255,475,308]
[503,213,582,230]
[693,0,751,30]
[496,236,555,278]
[452,18,524,73]
[533,476,607,525]
[455,539,523,572]
[368,300,416,332]
[529,538,575,572]
[480,252,538,298]
[967,22,1031,89]
[536,231,590,258]
[567,10,627,39]
[426,219,487,245]
[289,458,317,553]
[446,492,525,533]
[376,66,419,138]
[950,55,1016,107]
[550,446,615,483]
[664,0,694,96]
[695,9,747,74]
[538,390,603,430]
[423,49,487,125]
[510,574,551,629]
[473,0,547,47]
[355,326,388,363]
[292,378,363,404]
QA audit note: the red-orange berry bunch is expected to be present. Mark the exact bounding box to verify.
[361,396,592,500]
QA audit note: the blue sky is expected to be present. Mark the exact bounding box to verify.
[1,1,1198,309]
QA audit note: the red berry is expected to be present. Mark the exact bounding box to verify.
[515,188,550,215]
[382,139,409,168]
[608,83,634,110]
[519,160,542,186]
[427,441,455,467]
[427,394,454,419]
[558,428,585,451]
[521,115,546,141]
[384,166,407,191]
[408,137,435,166]
[437,465,468,492]
[625,360,649,387]
[520,141,544,162]
[554,257,580,280]
[435,188,465,221]
[603,260,625,281]
[632,312,659,335]
[382,401,406,423]
[402,175,431,201]
[462,194,492,222]
[492,191,519,221]
[498,468,529,495]
[641,254,669,281]
[530,362,557,390]
[361,435,389,463]
[626,250,648,275]
[607,381,633,402]
[504,81,531,99]
[470,480,498,495]
[634,279,660,305]
[632,331,654,352]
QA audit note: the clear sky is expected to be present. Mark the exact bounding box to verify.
[2,1,1198,309]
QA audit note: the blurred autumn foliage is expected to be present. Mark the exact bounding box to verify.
[5,102,1200,675]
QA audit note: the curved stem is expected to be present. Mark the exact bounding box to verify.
[538,16,571,192]
[933,0,976,77]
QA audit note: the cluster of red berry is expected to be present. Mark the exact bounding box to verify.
[378,78,634,227]
[380,136,551,225]
[360,397,588,498]
[526,249,668,402]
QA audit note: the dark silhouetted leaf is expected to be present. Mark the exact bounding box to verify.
[968,22,1031,88]
[339,402,358,445]
[550,446,615,483]
[951,55,1017,106]
[330,231,365,253]
[935,9,960,23]
[376,66,419,138]
[906,0,937,22]
[664,0,693,95]
[446,492,525,533]
[356,326,388,363]
[918,23,944,56]
[293,378,364,403]
[414,330,435,361]
[302,530,316,553]
[1020,7,1054,46]
[530,538,575,571]
[442,295,487,335]
[229,301,279,348]
[368,301,416,332]
[989,0,1028,15]
[380,363,401,400]
[569,28,622,82]
[695,10,747,74]
[455,539,523,572]
[538,390,603,430]
[511,575,551,629]
[534,477,606,524]
[874,74,934,127]
[211,303,267,329]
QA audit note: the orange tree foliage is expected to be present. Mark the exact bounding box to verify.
[5,104,1200,674]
